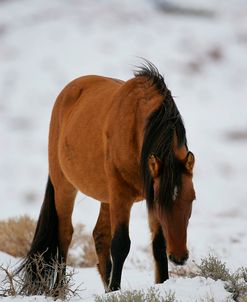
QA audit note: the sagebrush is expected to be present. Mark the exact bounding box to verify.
[196,255,247,301]
[95,287,176,302]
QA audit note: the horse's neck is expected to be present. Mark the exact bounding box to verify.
[106,79,164,183]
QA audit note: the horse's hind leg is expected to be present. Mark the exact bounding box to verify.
[52,175,77,263]
[93,203,112,289]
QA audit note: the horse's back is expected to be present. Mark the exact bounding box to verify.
[49,75,124,202]
[56,75,124,112]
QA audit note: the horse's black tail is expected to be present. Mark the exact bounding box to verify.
[16,176,63,295]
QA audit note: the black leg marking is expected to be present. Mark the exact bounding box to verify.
[108,224,131,291]
[152,227,169,283]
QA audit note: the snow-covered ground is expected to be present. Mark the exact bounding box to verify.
[0,251,233,302]
[0,0,247,300]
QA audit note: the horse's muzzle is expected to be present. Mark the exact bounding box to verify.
[169,252,189,265]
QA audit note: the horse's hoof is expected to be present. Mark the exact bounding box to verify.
[106,285,120,293]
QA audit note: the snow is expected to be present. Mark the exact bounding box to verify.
[0,252,233,302]
[157,277,232,302]
[1,0,247,301]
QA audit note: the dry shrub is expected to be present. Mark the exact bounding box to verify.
[0,215,35,257]
[95,287,176,302]
[0,216,97,268]
[225,270,247,302]
[196,255,247,301]
[197,254,231,282]
[0,253,81,299]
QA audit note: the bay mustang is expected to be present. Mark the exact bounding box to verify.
[18,61,196,294]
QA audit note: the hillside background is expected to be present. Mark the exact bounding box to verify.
[0,0,247,300]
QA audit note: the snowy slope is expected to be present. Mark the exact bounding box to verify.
[0,0,247,301]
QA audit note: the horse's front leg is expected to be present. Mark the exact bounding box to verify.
[149,211,169,283]
[107,198,132,292]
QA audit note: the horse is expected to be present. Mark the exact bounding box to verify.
[18,61,196,294]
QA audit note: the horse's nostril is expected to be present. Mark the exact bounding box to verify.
[169,254,176,262]
[169,252,189,265]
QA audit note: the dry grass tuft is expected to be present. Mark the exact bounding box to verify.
[0,253,81,299]
[0,216,97,268]
[0,215,36,257]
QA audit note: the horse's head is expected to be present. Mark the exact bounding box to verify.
[148,150,195,265]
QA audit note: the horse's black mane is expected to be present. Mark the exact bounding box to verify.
[134,60,167,95]
[136,61,187,211]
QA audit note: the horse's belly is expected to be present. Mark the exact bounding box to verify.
[59,142,109,202]
[58,122,109,202]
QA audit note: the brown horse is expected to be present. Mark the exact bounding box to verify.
[19,61,196,293]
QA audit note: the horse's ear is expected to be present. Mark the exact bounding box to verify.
[148,155,161,178]
[184,151,195,174]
